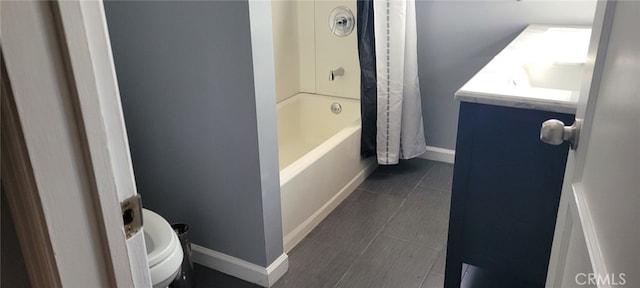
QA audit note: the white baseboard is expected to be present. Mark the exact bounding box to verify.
[283,157,378,252]
[265,253,289,287]
[191,244,288,287]
[418,145,456,164]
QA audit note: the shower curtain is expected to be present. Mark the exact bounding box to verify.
[357,0,427,165]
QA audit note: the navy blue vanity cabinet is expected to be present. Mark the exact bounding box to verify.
[444,102,575,288]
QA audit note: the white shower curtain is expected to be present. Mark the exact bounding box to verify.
[373,0,427,165]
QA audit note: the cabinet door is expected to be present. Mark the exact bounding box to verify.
[446,102,573,287]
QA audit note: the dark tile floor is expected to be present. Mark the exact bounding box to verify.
[195,159,453,288]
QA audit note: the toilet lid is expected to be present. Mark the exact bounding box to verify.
[143,209,179,268]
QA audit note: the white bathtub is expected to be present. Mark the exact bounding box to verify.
[277,93,377,252]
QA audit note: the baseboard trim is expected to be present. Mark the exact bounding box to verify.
[283,157,378,252]
[191,244,288,287]
[418,145,456,164]
[265,253,289,287]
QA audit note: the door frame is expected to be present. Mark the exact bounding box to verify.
[2,1,150,286]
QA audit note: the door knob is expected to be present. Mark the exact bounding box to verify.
[540,119,582,149]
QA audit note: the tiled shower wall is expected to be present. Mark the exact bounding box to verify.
[272,0,360,103]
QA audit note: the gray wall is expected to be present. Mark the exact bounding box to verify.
[104,1,282,267]
[247,1,285,266]
[416,1,597,150]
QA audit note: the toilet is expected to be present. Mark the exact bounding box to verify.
[143,208,184,288]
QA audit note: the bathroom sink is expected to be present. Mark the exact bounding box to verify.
[520,27,590,91]
[522,62,584,91]
[456,25,592,114]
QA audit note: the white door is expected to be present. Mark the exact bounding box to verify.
[544,0,640,287]
[2,1,151,287]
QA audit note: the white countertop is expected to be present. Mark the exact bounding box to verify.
[455,25,592,114]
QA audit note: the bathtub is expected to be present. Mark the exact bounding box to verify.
[278,93,377,252]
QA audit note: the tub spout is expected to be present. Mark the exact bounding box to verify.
[330,67,344,81]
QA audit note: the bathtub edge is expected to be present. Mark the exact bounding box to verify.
[282,157,377,253]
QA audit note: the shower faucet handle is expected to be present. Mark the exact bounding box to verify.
[330,67,345,81]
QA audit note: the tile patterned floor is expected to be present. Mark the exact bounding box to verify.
[195,159,453,288]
